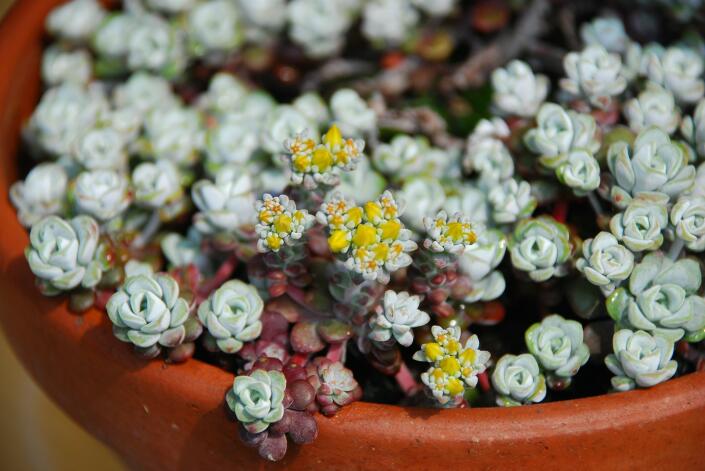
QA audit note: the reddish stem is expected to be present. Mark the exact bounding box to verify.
[478,371,490,392]
[325,340,347,363]
[197,254,238,298]
[552,200,568,224]
[395,361,420,396]
[94,289,115,311]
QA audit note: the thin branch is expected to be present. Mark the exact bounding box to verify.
[448,0,550,89]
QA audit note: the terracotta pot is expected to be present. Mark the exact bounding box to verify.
[1,2,705,470]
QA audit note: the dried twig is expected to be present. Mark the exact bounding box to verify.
[448,0,550,89]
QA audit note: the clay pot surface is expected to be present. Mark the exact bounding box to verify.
[1,2,705,470]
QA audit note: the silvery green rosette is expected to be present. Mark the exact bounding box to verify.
[606,252,705,342]
[198,280,264,353]
[106,273,192,354]
[226,369,286,433]
[525,314,590,389]
[491,353,547,406]
[25,215,104,295]
[509,216,571,282]
[604,329,677,391]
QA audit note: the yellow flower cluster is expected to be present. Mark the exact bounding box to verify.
[285,125,364,189]
[316,191,417,282]
[413,325,490,404]
[255,194,314,252]
[423,210,477,255]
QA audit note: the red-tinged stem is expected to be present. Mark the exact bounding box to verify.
[94,289,115,311]
[552,200,568,224]
[395,361,420,396]
[197,254,238,298]
[478,371,490,392]
[326,340,347,363]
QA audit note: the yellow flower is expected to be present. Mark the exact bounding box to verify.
[352,223,377,247]
[273,214,292,234]
[328,230,350,253]
[459,348,476,366]
[379,219,401,240]
[372,243,389,261]
[440,356,461,376]
[323,124,344,148]
[266,233,282,251]
[312,146,333,171]
[423,342,443,361]
[293,153,311,172]
[346,206,363,226]
[446,377,464,396]
[364,201,382,222]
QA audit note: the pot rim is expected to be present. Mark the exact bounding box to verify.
[1,2,705,468]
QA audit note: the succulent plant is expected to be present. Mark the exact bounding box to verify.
[187,0,243,57]
[106,273,192,350]
[681,99,705,158]
[330,88,377,137]
[192,167,257,236]
[288,0,354,58]
[198,280,264,354]
[10,163,68,228]
[576,231,634,295]
[255,194,314,253]
[73,169,131,222]
[126,14,187,78]
[606,252,705,342]
[604,329,677,391]
[645,46,705,104]
[226,369,286,433]
[144,105,203,165]
[309,358,363,416]
[491,353,546,406]
[555,149,601,196]
[623,85,680,134]
[464,123,514,183]
[73,127,128,170]
[607,127,695,208]
[369,290,430,346]
[487,178,536,224]
[671,194,705,251]
[132,160,184,210]
[491,60,549,118]
[45,0,106,43]
[509,216,571,282]
[457,229,507,302]
[609,192,668,252]
[41,45,92,86]
[525,314,590,388]
[524,103,599,169]
[580,16,628,53]
[362,0,419,46]
[560,45,627,108]
[25,215,103,295]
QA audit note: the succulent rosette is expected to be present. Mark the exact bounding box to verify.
[25,215,103,295]
[126,14,186,78]
[132,160,185,220]
[525,314,590,387]
[106,273,192,350]
[523,104,599,169]
[73,169,131,222]
[73,127,128,170]
[509,216,571,282]
[555,149,601,196]
[606,252,705,342]
[604,329,677,391]
[491,353,546,407]
[487,178,536,224]
[45,0,106,43]
[580,16,628,53]
[681,99,705,158]
[609,193,668,252]
[361,0,419,46]
[645,46,705,105]
[187,0,243,57]
[144,106,203,166]
[192,167,257,236]
[10,162,68,228]
[607,127,694,208]
[491,60,549,118]
[368,290,430,347]
[330,88,377,137]
[670,194,705,251]
[560,45,627,108]
[623,85,680,134]
[198,280,264,354]
[226,369,286,433]
[576,231,634,295]
[309,358,363,416]
[457,229,507,302]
